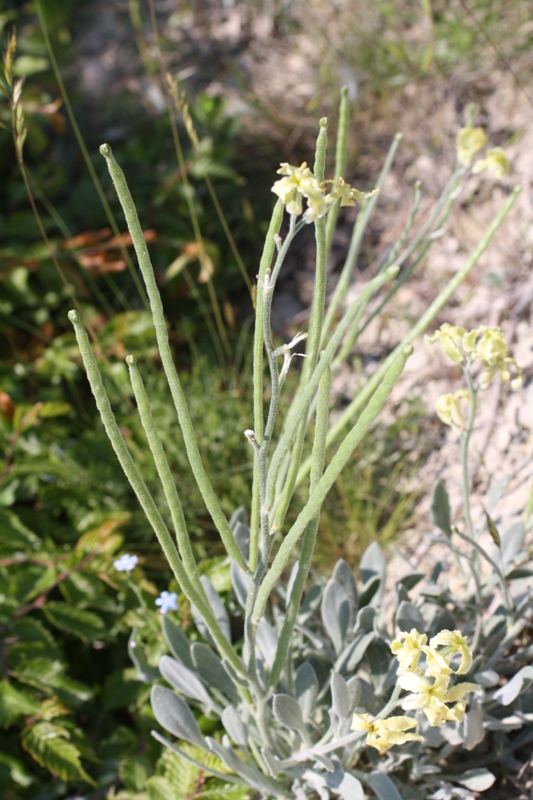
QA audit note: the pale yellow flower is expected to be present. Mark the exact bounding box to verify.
[271,162,327,220]
[472,147,511,179]
[434,389,471,429]
[468,326,522,389]
[391,629,427,674]
[430,630,473,675]
[421,645,452,678]
[427,323,522,390]
[327,177,378,208]
[456,126,488,168]
[398,671,478,727]
[351,713,423,754]
[425,323,466,364]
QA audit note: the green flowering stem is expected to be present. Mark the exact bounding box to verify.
[326,86,350,258]
[251,199,284,571]
[253,345,411,623]
[126,573,148,611]
[268,365,331,689]
[452,526,514,614]
[334,179,423,365]
[265,267,399,519]
[259,214,298,555]
[381,180,423,272]
[376,683,403,720]
[272,120,329,533]
[126,355,201,586]
[321,133,402,346]
[68,310,244,675]
[460,365,478,544]
[99,144,247,573]
[485,608,533,670]
[297,186,521,481]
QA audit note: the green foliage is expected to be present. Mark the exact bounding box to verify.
[20,722,95,786]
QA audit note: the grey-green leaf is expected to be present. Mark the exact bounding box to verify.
[365,771,402,800]
[330,672,350,725]
[129,631,160,683]
[295,662,319,722]
[360,542,386,585]
[458,769,496,791]
[464,702,485,751]
[230,562,249,609]
[206,738,275,795]
[159,656,213,707]
[191,576,231,644]
[325,763,364,800]
[431,479,452,538]
[162,616,193,669]
[272,694,306,734]
[221,706,248,746]
[493,665,533,705]
[191,643,239,703]
[256,619,278,668]
[358,576,381,608]
[229,506,247,531]
[487,475,508,514]
[501,521,525,566]
[332,559,358,627]
[321,579,350,655]
[151,686,206,748]
[396,601,425,633]
[232,521,250,563]
[335,631,375,673]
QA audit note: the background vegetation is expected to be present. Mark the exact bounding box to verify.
[1,1,531,797]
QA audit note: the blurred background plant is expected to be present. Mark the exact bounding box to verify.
[1,0,531,798]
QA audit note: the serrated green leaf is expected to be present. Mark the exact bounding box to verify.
[38,401,72,418]
[119,755,152,791]
[162,748,200,795]
[0,680,40,728]
[21,721,95,785]
[146,775,176,800]
[59,571,118,612]
[200,786,251,800]
[12,658,92,707]
[0,508,40,551]
[42,601,106,642]
[0,746,35,789]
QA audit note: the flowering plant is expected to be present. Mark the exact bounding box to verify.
[68,92,532,799]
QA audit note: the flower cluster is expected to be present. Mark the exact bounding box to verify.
[392,629,478,727]
[456,125,510,177]
[271,163,377,223]
[352,628,477,754]
[426,324,522,427]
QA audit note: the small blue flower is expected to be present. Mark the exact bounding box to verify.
[113,554,139,573]
[155,591,179,615]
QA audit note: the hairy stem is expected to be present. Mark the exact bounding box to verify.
[99,144,246,572]
[254,345,412,622]
[68,311,244,673]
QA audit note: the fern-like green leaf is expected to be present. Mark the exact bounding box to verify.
[161,748,203,796]
[21,721,95,785]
